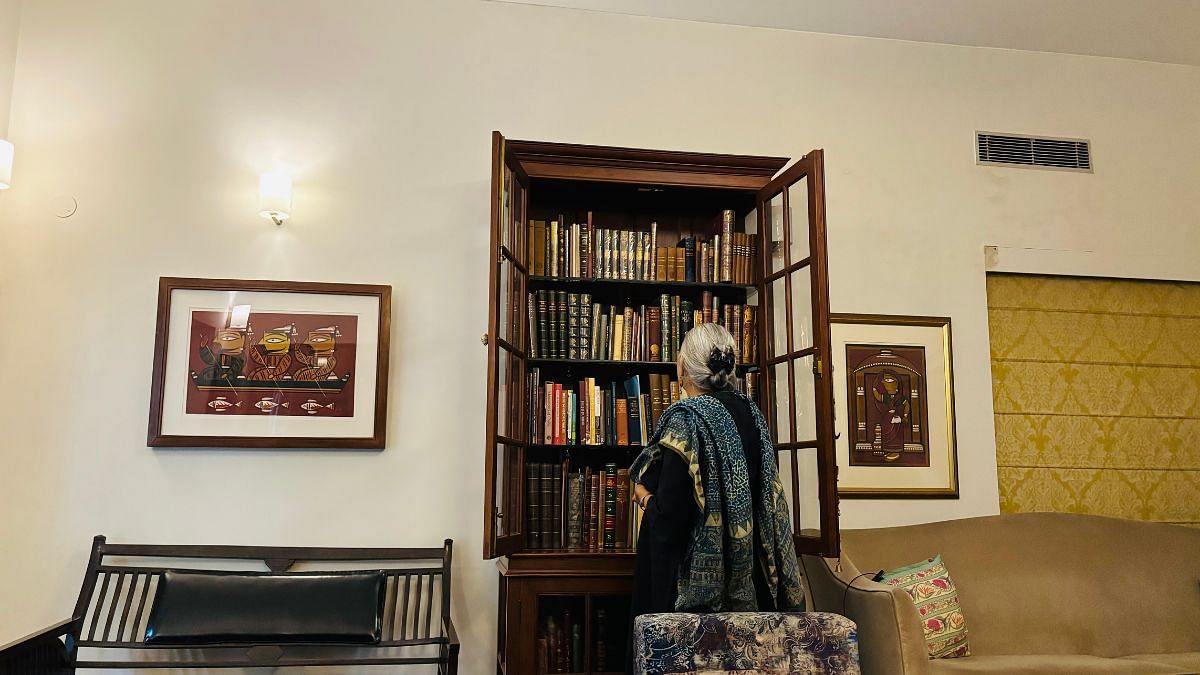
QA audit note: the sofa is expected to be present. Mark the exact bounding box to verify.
[801,512,1200,674]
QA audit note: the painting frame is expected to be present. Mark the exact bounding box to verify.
[147,277,391,448]
[832,313,959,499]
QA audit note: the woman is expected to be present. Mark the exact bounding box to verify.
[629,323,804,625]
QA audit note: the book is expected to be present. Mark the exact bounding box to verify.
[721,209,734,282]
[624,375,642,445]
[612,313,625,362]
[647,306,661,362]
[551,463,563,548]
[578,293,592,359]
[649,223,658,279]
[537,291,549,359]
[701,291,713,324]
[655,246,669,281]
[588,473,600,550]
[567,292,580,359]
[674,246,686,282]
[567,473,583,548]
[527,293,538,358]
[526,462,540,549]
[621,306,634,360]
[615,467,630,549]
[603,463,617,549]
[549,220,559,277]
[615,393,629,446]
[679,300,694,341]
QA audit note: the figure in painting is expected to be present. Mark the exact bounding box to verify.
[869,370,910,460]
[294,326,341,381]
[847,346,930,467]
[197,326,249,384]
[247,323,296,381]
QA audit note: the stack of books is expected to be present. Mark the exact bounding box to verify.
[527,372,678,447]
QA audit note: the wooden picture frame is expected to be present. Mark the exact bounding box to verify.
[831,313,959,498]
[148,277,391,448]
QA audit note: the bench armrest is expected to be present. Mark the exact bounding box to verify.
[0,617,75,671]
[801,555,930,675]
[440,616,460,675]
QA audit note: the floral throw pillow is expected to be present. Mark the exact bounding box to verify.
[878,554,970,659]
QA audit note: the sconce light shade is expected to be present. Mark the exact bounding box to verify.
[258,171,292,224]
[0,139,13,190]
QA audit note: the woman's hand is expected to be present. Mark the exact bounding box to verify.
[633,482,652,507]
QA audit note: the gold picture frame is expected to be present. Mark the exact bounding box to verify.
[831,313,959,498]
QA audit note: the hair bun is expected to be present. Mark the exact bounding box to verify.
[707,346,735,375]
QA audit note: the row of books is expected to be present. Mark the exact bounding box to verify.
[536,607,614,674]
[526,461,640,552]
[528,371,678,447]
[537,609,583,674]
[527,291,759,364]
[526,210,758,285]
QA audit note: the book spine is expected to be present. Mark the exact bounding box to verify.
[702,291,713,324]
[586,212,594,278]
[579,293,592,362]
[603,464,617,550]
[616,468,630,549]
[658,295,671,361]
[674,246,685,282]
[527,292,538,358]
[622,307,634,361]
[671,296,681,355]
[721,209,734,282]
[649,223,658,280]
[649,373,662,430]
[558,291,569,359]
[682,237,695,283]
[567,473,582,548]
[539,463,553,548]
[616,397,629,446]
[567,292,580,360]
[588,474,600,550]
[526,462,539,549]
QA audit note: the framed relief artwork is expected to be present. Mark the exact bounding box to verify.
[148,278,391,448]
[831,314,958,498]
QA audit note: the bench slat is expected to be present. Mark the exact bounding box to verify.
[87,572,111,641]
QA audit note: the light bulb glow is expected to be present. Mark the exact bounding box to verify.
[258,171,292,223]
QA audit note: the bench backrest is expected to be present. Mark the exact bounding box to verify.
[69,535,453,668]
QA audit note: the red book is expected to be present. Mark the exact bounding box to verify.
[553,383,564,445]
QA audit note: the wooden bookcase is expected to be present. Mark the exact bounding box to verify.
[483,133,839,675]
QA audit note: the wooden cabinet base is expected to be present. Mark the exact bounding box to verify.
[496,553,634,675]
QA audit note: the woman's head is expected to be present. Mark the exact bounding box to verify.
[677,323,738,394]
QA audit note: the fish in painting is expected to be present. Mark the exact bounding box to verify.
[206,397,241,412]
[254,398,290,413]
[299,400,334,415]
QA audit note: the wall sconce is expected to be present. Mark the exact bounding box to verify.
[258,171,292,225]
[0,139,13,190]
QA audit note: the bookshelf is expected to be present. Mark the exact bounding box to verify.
[483,133,840,674]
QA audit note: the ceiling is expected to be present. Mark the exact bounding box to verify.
[494,0,1200,67]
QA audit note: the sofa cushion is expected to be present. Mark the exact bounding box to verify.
[1120,653,1200,671]
[879,554,969,659]
[928,654,1192,674]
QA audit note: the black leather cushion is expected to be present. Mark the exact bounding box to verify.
[144,570,385,645]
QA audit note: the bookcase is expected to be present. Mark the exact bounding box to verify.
[483,132,840,674]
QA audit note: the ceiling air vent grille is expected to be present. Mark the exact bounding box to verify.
[977,132,1092,172]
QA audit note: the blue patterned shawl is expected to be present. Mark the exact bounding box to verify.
[630,391,805,613]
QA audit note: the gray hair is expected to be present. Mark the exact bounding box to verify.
[679,323,738,393]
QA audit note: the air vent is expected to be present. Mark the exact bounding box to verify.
[977,132,1092,172]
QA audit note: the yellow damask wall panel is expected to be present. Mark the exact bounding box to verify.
[988,274,1200,527]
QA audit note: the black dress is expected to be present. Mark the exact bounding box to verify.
[628,391,776,670]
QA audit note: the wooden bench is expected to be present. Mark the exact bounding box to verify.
[0,535,459,673]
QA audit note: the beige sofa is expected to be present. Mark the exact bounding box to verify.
[802,513,1200,674]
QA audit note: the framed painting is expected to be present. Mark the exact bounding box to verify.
[148,277,391,448]
[831,314,958,498]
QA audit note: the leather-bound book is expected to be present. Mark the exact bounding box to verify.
[588,473,600,550]
[679,300,694,340]
[578,293,592,361]
[680,237,695,283]
[551,463,564,548]
[721,209,734,282]
[583,214,592,279]
[655,246,668,281]
[749,234,758,284]
[527,292,538,358]
[647,306,662,362]
[622,307,634,361]
[674,246,686,282]
[669,379,680,405]
[567,472,584,548]
[567,293,580,359]
[615,468,630,549]
[536,291,549,359]
[526,462,539,549]
[615,395,629,447]
[701,291,713,324]
[603,463,618,549]
[625,230,637,280]
[612,313,625,362]
[650,223,658,279]
[659,294,672,361]
[557,291,569,359]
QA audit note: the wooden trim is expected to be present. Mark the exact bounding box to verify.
[146,277,391,449]
[506,138,788,190]
[483,131,506,559]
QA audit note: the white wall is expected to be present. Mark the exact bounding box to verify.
[0,0,19,134]
[0,1,1197,672]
